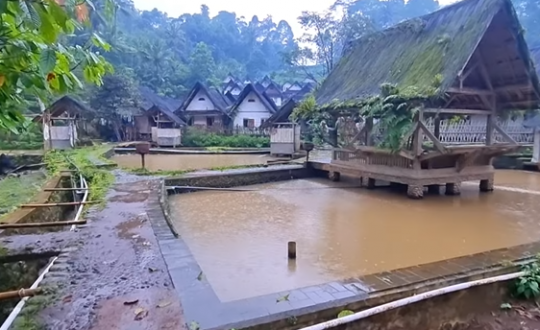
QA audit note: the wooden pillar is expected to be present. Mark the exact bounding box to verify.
[434,117,441,139]
[480,174,495,192]
[412,109,424,170]
[445,182,461,196]
[533,128,540,163]
[365,117,374,146]
[407,184,424,199]
[328,171,341,182]
[486,96,495,145]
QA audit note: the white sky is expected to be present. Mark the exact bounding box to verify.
[132,0,459,38]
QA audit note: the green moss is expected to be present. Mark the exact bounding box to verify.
[392,41,444,89]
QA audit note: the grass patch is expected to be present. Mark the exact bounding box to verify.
[44,146,115,207]
[0,171,47,218]
[127,163,269,177]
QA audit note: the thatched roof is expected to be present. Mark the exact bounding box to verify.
[139,86,185,125]
[229,83,277,116]
[316,0,540,111]
[531,46,540,69]
[179,82,232,113]
[33,96,90,122]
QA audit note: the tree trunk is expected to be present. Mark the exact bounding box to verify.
[112,120,122,142]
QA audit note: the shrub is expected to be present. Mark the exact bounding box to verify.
[182,129,269,148]
[0,122,42,150]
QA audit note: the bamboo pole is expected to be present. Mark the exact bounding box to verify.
[43,188,89,192]
[0,288,41,301]
[0,220,86,229]
[20,201,97,208]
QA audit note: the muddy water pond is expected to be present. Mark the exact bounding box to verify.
[169,170,540,302]
[112,153,273,172]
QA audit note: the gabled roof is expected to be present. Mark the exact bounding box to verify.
[261,75,274,87]
[316,0,540,110]
[261,98,297,128]
[224,91,237,104]
[33,96,90,122]
[264,81,283,97]
[139,86,185,125]
[229,83,278,115]
[287,81,303,90]
[179,82,231,113]
[531,46,540,70]
[222,80,242,93]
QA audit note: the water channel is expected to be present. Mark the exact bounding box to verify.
[112,153,274,171]
[169,170,540,302]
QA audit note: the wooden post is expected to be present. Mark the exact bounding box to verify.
[0,220,86,229]
[288,241,296,260]
[434,117,441,139]
[365,117,374,146]
[141,154,146,169]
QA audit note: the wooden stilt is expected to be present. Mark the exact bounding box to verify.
[0,288,41,301]
[20,201,97,208]
[0,220,86,229]
[288,241,297,259]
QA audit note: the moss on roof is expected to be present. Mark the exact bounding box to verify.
[316,0,518,105]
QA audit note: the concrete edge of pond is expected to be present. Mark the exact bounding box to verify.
[114,147,271,155]
[150,166,540,330]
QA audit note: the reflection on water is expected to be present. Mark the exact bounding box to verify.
[112,153,272,171]
[169,170,540,302]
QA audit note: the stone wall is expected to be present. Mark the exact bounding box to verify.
[165,167,319,191]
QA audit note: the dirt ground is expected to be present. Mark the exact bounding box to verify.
[462,301,540,330]
[1,170,186,330]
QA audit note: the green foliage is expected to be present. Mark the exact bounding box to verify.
[338,310,354,318]
[182,129,270,148]
[0,0,113,133]
[0,122,43,150]
[514,259,540,299]
[44,146,115,205]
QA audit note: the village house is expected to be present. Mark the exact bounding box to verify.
[177,82,232,129]
[138,87,185,147]
[524,45,540,165]
[229,83,277,128]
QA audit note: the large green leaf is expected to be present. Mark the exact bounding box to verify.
[39,49,57,74]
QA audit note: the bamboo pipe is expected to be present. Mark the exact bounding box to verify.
[43,188,89,192]
[20,201,97,208]
[0,220,87,229]
[0,288,41,301]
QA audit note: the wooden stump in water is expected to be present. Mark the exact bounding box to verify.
[288,241,296,260]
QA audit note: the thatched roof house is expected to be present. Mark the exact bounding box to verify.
[316,0,540,111]
[33,96,90,123]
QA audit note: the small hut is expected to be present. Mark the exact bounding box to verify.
[314,0,540,198]
[139,87,185,147]
[263,99,302,156]
[34,96,89,150]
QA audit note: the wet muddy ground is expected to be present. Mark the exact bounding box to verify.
[463,301,540,330]
[0,170,186,330]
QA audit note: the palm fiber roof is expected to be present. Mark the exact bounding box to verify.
[316,0,540,110]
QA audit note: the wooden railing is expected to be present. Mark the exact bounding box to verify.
[333,149,413,168]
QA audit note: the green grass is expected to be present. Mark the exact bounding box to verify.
[127,163,269,177]
[44,146,115,207]
[0,171,47,218]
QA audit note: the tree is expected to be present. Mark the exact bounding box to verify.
[297,10,374,76]
[89,72,140,141]
[0,0,113,132]
[187,42,217,86]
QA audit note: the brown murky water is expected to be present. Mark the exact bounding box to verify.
[112,153,272,171]
[169,170,540,302]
